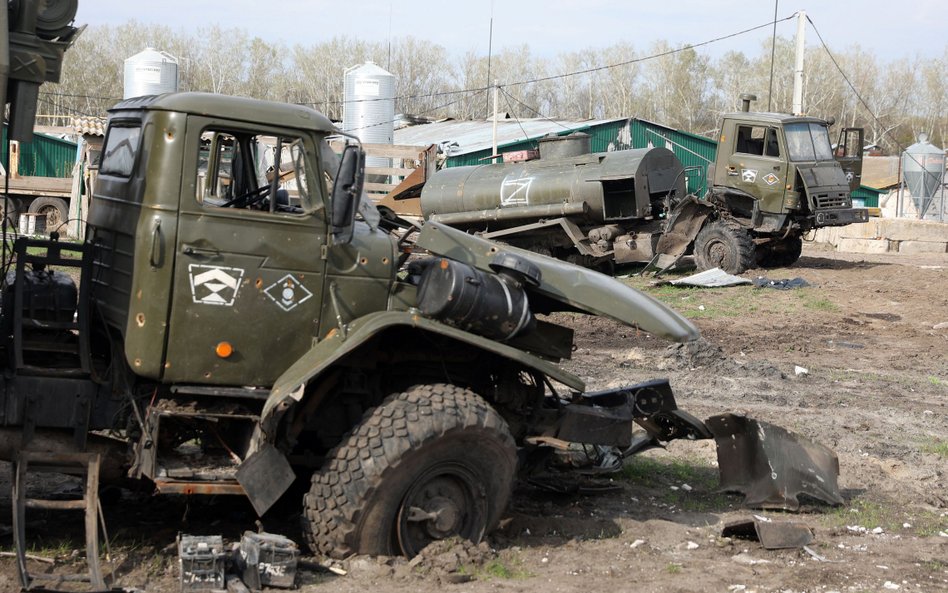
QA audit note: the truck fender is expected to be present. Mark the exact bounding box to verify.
[656,195,714,258]
[256,310,585,442]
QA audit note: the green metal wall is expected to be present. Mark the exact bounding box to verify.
[445,118,718,194]
[851,185,882,208]
[1,127,78,177]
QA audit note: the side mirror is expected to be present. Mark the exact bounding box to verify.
[330,144,365,245]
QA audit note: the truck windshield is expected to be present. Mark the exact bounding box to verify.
[784,123,835,162]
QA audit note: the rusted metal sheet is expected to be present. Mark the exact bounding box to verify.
[707,413,843,510]
[722,516,814,549]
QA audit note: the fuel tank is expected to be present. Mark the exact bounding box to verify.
[420,147,686,229]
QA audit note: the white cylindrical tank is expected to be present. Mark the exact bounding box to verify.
[124,48,179,99]
[342,62,395,169]
[902,134,946,219]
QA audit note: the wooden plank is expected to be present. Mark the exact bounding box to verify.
[366,167,414,177]
[364,182,397,192]
[1,175,73,196]
[329,140,428,160]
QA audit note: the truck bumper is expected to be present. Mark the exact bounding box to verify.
[813,207,869,227]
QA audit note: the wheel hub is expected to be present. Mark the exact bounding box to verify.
[396,463,486,557]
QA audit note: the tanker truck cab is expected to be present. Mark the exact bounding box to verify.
[89,92,393,387]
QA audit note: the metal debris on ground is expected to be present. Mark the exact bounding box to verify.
[721,516,814,549]
[706,413,844,510]
[752,276,811,290]
[667,267,753,288]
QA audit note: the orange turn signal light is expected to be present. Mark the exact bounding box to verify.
[215,341,234,358]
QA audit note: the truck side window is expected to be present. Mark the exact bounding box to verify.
[100,125,142,177]
[735,125,766,156]
[196,129,311,214]
[764,128,780,158]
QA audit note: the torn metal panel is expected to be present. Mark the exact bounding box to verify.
[722,516,814,549]
[670,267,753,288]
[707,413,843,510]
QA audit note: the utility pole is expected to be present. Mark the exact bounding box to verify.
[791,10,806,115]
[491,81,499,160]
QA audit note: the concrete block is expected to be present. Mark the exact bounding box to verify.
[898,240,948,255]
[836,219,881,239]
[811,227,839,246]
[878,218,948,242]
[836,237,892,254]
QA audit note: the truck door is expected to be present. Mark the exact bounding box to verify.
[164,117,328,386]
[725,123,788,214]
[835,127,864,192]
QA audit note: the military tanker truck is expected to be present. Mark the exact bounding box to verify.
[420,95,868,274]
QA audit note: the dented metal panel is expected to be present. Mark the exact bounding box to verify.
[707,413,843,510]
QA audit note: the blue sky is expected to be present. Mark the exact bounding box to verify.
[76,1,945,61]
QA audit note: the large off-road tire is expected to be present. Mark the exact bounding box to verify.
[755,235,803,269]
[693,219,755,274]
[28,197,69,233]
[302,384,517,559]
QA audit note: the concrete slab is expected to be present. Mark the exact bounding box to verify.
[898,240,948,255]
[836,238,893,254]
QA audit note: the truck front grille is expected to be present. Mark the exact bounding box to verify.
[814,192,851,209]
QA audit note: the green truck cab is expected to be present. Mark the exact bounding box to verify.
[701,95,868,270]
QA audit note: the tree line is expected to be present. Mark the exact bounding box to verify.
[45,21,948,152]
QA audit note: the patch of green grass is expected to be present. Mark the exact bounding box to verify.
[619,455,716,489]
[665,562,682,574]
[796,290,839,312]
[928,375,944,387]
[473,558,531,580]
[922,439,948,459]
[821,499,948,536]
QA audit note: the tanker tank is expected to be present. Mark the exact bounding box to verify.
[419,147,687,266]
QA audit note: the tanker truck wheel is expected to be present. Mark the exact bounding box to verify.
[302,383,517,559]
[693,219,755,274]
[756,235,803,269]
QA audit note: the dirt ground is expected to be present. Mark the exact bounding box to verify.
[1,243,946,593]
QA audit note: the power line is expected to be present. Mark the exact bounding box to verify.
[807,15,923,166]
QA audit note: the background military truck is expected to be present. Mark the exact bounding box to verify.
[419,94,868,274]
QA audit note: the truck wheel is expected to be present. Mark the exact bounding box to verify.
[302,383,516,559]
[693,220,755,274]
[0,198,19,228]
[756,236,803,269]
[28,197,69,233]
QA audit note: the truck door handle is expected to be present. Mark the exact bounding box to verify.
[149,219,163,268]
[181,243,220,257]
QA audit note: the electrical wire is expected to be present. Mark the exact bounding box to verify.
[499,87,531,146]
[807,15,928,170]
[498,87,576,133]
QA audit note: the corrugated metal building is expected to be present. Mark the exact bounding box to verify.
[1,126,78,177]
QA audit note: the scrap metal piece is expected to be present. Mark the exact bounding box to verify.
[707,413,843,510]
[722,516,814,549]
[669,267,753,288]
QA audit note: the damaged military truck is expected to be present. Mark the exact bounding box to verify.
[419,94,868,274]
[0,92,840,580]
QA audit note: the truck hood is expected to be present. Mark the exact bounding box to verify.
[416,222,699,342]
[797,164,851,195]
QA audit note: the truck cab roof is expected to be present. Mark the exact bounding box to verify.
[722,111,829,127]
[108,92,338,134]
